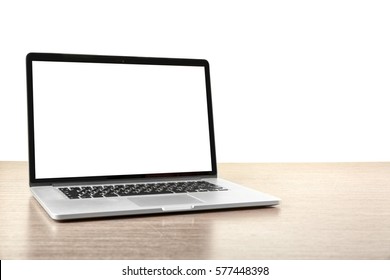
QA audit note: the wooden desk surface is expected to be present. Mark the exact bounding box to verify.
[0,161,389,260]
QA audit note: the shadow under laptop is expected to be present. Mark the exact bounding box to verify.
[26,197,280,259]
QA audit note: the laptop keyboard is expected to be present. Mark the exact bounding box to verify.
[58,181,228,199]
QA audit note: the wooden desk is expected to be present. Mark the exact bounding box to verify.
[1,161,389,260]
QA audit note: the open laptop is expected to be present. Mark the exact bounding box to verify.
[26,52,280,220]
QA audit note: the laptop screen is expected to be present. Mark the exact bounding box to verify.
[28,55,215,181]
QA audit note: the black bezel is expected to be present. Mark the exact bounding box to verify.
[26,52,217,186]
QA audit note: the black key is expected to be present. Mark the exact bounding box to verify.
[173,189,187,193]
[104,193,118,197]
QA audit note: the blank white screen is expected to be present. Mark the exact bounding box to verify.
[32,61,212,179]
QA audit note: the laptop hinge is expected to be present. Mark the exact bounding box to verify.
[51,175,216,187]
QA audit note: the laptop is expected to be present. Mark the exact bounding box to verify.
[26,52,280,220]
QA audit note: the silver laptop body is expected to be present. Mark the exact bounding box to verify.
[26,53,280,220]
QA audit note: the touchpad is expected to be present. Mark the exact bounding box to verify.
[129,194,204,207]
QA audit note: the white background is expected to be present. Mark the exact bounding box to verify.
[1,0,390,162]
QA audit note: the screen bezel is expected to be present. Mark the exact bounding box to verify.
[26,52,217,186]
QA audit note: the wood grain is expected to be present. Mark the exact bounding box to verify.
[1,161,390,259]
